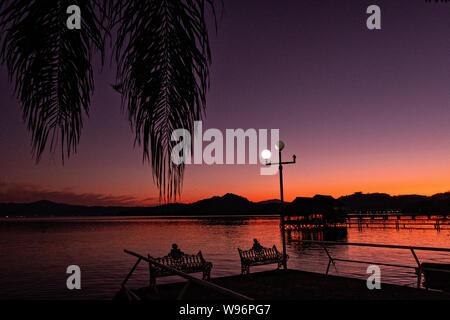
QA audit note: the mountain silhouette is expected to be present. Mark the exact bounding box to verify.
[1,192,449,217]
[338,192,450,213]
[191,193,255,214]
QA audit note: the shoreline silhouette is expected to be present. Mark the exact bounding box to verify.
[1,192,449,218]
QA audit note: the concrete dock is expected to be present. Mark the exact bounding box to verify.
[117,269,450,300]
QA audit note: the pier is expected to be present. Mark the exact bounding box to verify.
[117,269,450,300]
[347,213,450,230]
[284,213,450,231]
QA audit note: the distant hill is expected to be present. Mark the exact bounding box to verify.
[0,200,127,217]
[338,192,450,213]
[1,192,449,217]
[190,193,256,214]
[0,194,263,217]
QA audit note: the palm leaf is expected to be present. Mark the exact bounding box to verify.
[0,0,105,162]
[0,0,217,201]
[114,0,216,201]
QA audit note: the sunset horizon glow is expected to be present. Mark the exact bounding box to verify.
[1,0,449,208]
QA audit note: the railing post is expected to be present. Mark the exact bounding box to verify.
[323,246,334,275]
[121,285,141,301]
[177,280,192,300]
[410,249,422,288]
[122,257,142,287]
[410,249,420,267]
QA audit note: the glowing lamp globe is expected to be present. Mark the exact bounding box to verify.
[275,141,285,151]
[261,149,272,160]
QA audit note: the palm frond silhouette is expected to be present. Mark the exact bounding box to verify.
[0,0,105,162]
[0,0,217,201]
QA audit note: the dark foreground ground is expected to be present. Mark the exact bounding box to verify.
[116,269,450,300]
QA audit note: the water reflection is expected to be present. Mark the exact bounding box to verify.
[287,228,348,242]
[0,216,449,299]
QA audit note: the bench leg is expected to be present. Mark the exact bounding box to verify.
[247,266,253,279]
[148,264,159,294]
[241,265,250,276]
[149,276,159,293]
[202,262,212,281]
[202,269,211,281]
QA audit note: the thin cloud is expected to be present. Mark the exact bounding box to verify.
[0,183,157,206]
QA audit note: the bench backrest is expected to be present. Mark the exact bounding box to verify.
[238,245,280,260]
[151,251,206,268]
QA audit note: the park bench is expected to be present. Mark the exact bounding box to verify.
[148,251,213,289]
[238,244,287,275]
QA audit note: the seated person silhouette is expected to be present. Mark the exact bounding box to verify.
[252,238,263,252]
[169,243,184,260]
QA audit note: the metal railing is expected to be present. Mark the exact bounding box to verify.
[289,240,450,288]
[121,249,253,300]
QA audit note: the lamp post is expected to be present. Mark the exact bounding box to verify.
[261,141,296,270]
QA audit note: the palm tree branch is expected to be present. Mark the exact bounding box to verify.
[0,0,105,162]
[114,0,216,201]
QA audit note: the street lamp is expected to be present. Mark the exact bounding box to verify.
[261,141,296,270]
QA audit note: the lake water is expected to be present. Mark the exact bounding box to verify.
[1,216,449,299]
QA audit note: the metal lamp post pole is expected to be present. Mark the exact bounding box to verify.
[264,146,296,270]
[278,149,287,270]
